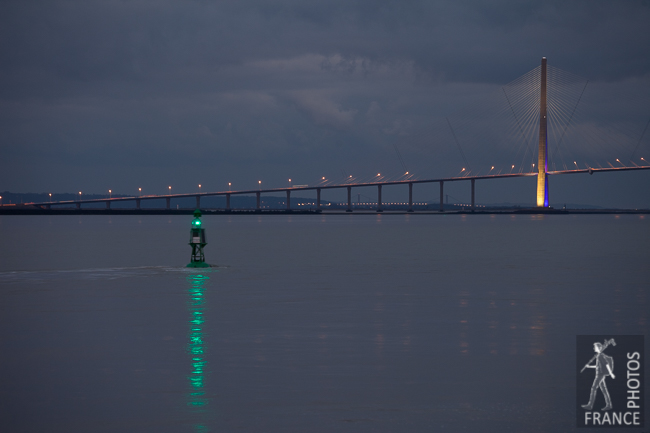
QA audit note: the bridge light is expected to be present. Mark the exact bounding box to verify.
[461,168,465,171]
[169,186,172,193]
[377,173,381,176]
[322,177,325,180]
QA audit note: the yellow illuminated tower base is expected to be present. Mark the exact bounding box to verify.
[536,57,549,207]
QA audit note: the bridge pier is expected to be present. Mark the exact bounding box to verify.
[317,188,321,211]
[166,197,170,210]
[196,196,200,209]
[408,183,413,212]
[226,193,231,211]
[439,181,444,212]
[286,190,291,210]
[256,192,261,211]
[377,185,383,212]
[136,199,141,210]
[106,201,110,209]
[76,202,80,209]
[347,186,352,212]
[471,179,475,212]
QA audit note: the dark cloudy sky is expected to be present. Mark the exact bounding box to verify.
[1,0,649,207]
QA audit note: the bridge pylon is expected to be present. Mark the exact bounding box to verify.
[536,57,549,207]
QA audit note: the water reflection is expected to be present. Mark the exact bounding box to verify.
[508,298,521,356]
[487,291,498,355]
[459,290,469,354]
[637,286,647,327]
[528,288,547,356]
[186,273,211,431]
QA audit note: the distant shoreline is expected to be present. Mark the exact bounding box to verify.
[0,207,648,216]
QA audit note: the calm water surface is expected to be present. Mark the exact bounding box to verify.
[0,214,648,432]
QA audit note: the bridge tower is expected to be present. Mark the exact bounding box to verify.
[536,57,549,207]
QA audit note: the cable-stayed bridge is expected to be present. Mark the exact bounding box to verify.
[14,58,650,212]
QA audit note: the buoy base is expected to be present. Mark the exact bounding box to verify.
[187,262,211,268]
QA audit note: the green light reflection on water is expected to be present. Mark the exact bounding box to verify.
[186,272,211,429]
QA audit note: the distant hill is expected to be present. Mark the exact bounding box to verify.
[0,191,331,209]
[0,191,126,205]
[0,191,620,210]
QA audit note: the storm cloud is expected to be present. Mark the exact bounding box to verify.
[1,0,649,206]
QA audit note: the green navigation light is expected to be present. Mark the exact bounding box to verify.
[188,209,209,267]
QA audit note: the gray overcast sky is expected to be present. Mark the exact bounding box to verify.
[1,0,649,207]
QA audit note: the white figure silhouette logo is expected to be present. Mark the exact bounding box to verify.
[580,338,616,411]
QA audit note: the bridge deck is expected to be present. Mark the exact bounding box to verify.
[11,165,650,208]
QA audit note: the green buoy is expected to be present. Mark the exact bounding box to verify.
[187,209,210,268]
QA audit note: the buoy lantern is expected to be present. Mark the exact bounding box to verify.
[187,209,209,268]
